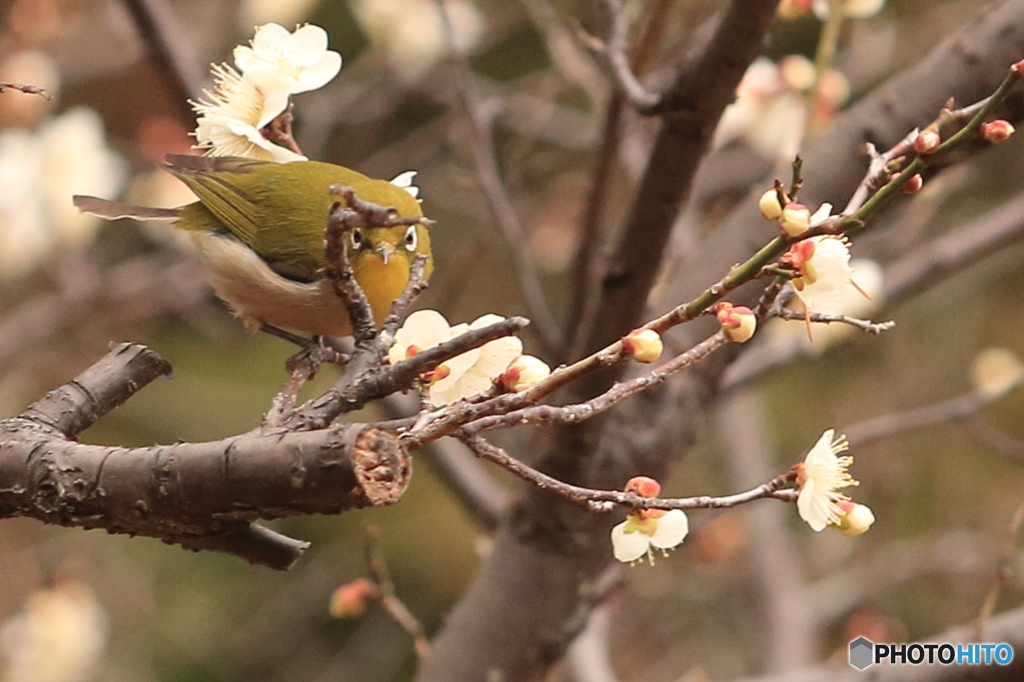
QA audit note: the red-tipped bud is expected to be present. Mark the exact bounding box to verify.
[500,355,551,393]
[776,0,813,19]
[625,475,661,497]
[759,189,785,220]
[835,501,875,537]
[779,202,811,237]
[329,579,379,619]
[622,328,664,363]
[421,364,451,385]
[900,173,923,194]
[980,120,1015,143]
[913,129,941,154]
[716,303,757,343]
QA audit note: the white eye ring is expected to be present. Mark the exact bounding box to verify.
[404,225,418,252]
[350,228,364,250]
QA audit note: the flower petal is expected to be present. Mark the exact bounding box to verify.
[290,24,331,65]
[797,479,830,532]
[611,522,652,562]
[649,509,689,549]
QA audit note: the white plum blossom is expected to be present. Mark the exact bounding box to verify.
[0,582,108,682]
[813,0,886,20]
[390,171,420,199]
[713,55,849,160]
[193,23,343,161]
[388,309,453,364]
[192,63,303,162]
[796,429,858,532]
[790,236,853,312]
[233,23,342,95]
[351,0,483,81]
[611,510,690,563]
[431,314,523,406]
[970,348,1024,401]
[765,257,883,353]
[388,311,536,406]
[39,108,127,245]
[0,107,125,280]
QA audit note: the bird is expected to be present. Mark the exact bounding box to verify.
[74,155,433,338]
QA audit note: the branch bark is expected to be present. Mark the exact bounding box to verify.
[0,344,411,570]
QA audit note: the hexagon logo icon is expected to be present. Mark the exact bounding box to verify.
[849,637,874,670]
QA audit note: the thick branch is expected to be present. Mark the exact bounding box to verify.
[0,344,410,569]
[0,418,409,568]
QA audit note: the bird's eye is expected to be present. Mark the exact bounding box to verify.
[350,228,365,250]
[404,225,418,252]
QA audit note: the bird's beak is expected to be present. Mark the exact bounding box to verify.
[375,242,395,265]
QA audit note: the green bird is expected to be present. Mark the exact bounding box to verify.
[74,155,433,338]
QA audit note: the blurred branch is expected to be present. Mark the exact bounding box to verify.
[843,389,988,449]
[967,419,1024,465]
[364,524,430,659]
[518,0,607,108]
[565,0,674,361]
[436,0,563,356]
[593,0,662,111]
[718,390,816,671]
[976,501,1024,640]
[121,0,203,125]
[0,253,208,368]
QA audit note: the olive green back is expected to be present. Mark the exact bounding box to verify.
[172,157,424,280]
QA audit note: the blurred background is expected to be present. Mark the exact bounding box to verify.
[1,0,1023,681]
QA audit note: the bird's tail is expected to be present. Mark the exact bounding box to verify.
[73,195,180,221]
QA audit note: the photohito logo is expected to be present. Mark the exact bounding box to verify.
[848,637,1014,670]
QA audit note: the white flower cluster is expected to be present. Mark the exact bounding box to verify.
[388,310,551,406]
[192,23,342,162]
[0,107,126,280]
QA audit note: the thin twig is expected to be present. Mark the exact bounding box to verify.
[976,500,1024,640]
[0,82,51,99]
[774,308,896,334]
[364,524,430,658]
[460,435,797,513]
[458,332,728,436]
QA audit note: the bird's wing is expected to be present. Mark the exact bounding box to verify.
[164,154,267,246]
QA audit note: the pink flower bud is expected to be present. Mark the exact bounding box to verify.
[776,0,813,19]
[329,579,379,619]
[913,129,941,154]
[500,354,551,392]
[759,189,785,220]
[900,173,923,194]
[779,202,811,237]
[622,328,663,363]
[835,501,875,537]
[625,475,661,497]
[980,120,1015,143]
[716,303,757,343]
